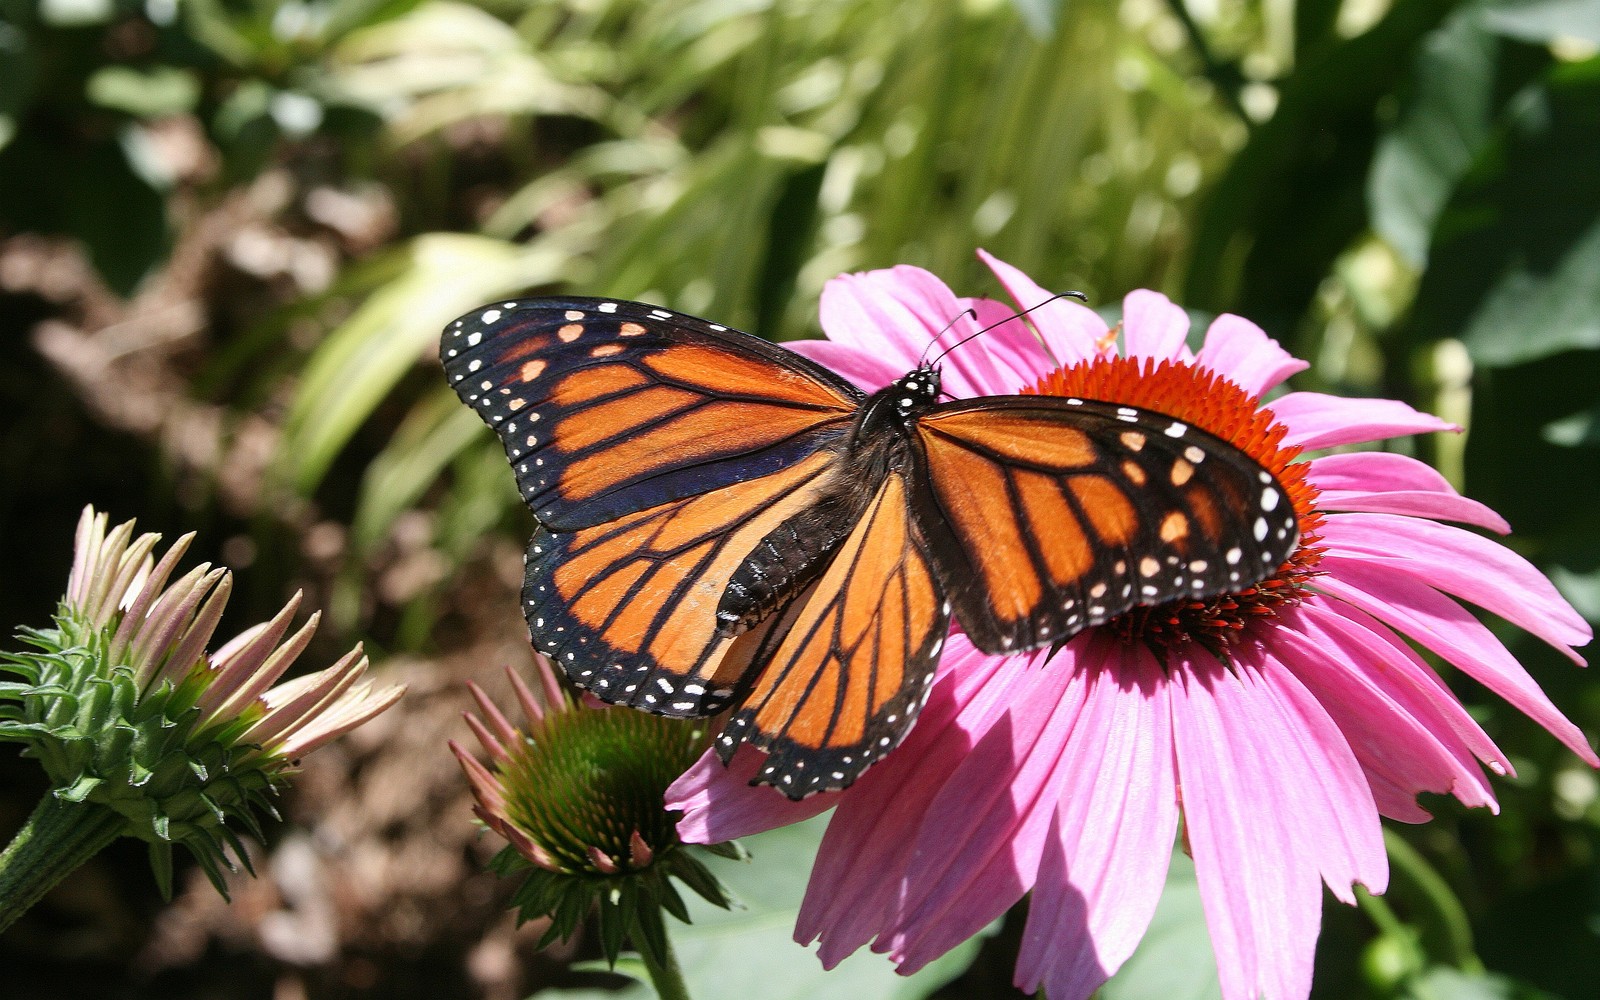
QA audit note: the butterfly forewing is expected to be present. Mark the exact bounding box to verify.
[716,472,949,796]
[441,297,861,531]
[910,397,1299,654]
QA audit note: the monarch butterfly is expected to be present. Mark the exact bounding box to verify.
[442,296,1299,798]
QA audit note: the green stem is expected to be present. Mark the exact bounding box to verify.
[1383,828,1483,972]
[0,794,123,933]
[634,914,692,1000]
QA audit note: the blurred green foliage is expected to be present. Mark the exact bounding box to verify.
[3,0,1600,997]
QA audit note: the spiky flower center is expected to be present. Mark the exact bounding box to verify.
[1027,353,1323,654]
[499,706,703,876]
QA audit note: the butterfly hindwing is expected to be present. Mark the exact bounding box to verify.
[910,396,1299,654]
[521,448,851,716]
[441,296,862,532]
[715,472,950,796]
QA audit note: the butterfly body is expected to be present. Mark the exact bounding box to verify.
[443,295,1299,798]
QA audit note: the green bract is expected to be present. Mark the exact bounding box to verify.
[2,611,280,895]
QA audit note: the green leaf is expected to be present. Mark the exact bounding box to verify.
[0,128,170,294]
[0,6,32,154]
[1479,0,1600,45]
[56,774,104,803]
[1408,62,1600,366]
[1475,863,1600,998]
[1460,214,1600,366]
[349,393,487,552]
[1007,0,1061,37]
[1542,404,1600,447]
[1401,965,1563,1000]
[85,66,201,118]
[1549,562,1600,621]
[1368,11,1500,267]
[38,0,113,27]
[1184,0,1456,331]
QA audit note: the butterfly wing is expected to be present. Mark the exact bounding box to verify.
[910,397,1299,654]
[715,471,950,797]
[442,297,865,713]
[441,296,863,531]
[522,448,849,715]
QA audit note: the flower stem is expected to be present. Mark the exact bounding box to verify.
[632,913,693,1000]
[0,794,123,933]
[1382,828,1483,973]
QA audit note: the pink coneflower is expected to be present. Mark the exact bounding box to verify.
[667,252,1597,1000]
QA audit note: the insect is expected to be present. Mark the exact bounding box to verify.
[442,296,1299,798]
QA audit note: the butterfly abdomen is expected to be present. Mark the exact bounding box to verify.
[717,486,866,636]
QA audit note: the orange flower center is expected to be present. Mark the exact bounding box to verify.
[1026,354,1324,655]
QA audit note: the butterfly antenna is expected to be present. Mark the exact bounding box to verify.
[926,291,1089,369]
[917,307,980,369]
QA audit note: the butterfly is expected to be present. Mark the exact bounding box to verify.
[441,295,1299,798]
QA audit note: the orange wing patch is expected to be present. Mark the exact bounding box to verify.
[919,409,1096,467]
[558,399,841,505]
[717,473,949,797]
[643,343,855,410]
[526,450,845,716]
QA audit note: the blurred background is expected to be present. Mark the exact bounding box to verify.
[2,0,1598,997]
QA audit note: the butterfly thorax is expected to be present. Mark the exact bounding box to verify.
[852,366,942,446]
[716,367,940,638]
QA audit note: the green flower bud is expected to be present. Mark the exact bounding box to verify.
[451,658,739,969]
[0,507,403,909]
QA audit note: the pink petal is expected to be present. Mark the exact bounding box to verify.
[798,637,1015,966]
[817,266,1031,400]
[817,268,946,373]
[977,249,1107,369]
[783,338,904,393]
[1297,596,1511,780]
[1262,650,1387,899]
[1268,392,1457,450]
[1309,452,1509,533]
[1314,559,1600,767]
[1308,451,1462,494]
[1194,313,1308,397]
[882,641,1096,972]
[945,296,1051,395]
[1172,645,1383,1000]
[869,268,1012,400]
[1316,490,1510,533]
[1120,290,1191,363]
[1169,653,1325,1000]
[1243,644,1389,901]
[1269,602,1500,818]
[668,746,834,843]
[1014,639,1180,1000]
[1320,513,1592,657]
